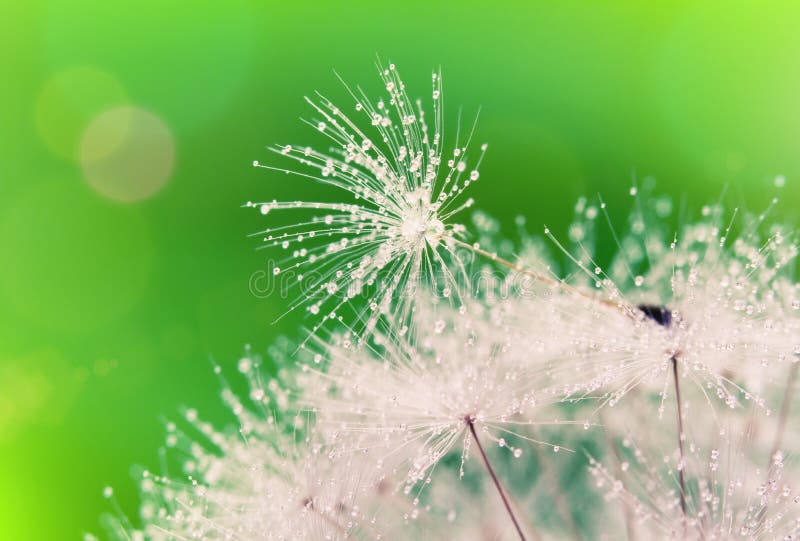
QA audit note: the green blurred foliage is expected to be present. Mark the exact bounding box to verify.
[1,0,799,538]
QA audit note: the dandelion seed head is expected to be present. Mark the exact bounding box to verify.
[590,432,800,540]
[520,192,800,413]
[304,299,570,490]
[105,60,800,541]
[101,357,393,541]
[252,63,487,337]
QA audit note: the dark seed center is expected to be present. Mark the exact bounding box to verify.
[637,304,672,327]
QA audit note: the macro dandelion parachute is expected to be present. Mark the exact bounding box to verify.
[250,62,487,337]
[97,63,800,541]
[588,431,800,540]
[508,192,800,416]
[298,300,589,539]
[99,359,395,541]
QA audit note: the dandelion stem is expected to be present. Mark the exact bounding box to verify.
[449,238,626,313]
[670,356,687,521]
[467,419,528,541]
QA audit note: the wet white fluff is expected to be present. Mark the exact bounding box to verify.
[250,62,486,337]
[98,64,800,541]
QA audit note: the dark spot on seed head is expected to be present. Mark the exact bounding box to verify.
[638,304,672,327]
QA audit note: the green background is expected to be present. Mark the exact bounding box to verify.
[2,1,799,538]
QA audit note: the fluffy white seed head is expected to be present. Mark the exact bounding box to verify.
[251,62,486,338]
[512,194,800,415]
[301,298,582,496]
[589,432,800,540]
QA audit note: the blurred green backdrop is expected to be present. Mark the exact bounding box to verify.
[2,0,799,538]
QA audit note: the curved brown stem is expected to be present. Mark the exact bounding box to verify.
[468,420,528,541]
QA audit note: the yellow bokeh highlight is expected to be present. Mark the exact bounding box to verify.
[0,349,84,445]
[79,106,176,202]
[35,66,127,161]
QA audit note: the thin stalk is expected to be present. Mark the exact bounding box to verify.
[671,356,687,522]
[467,420,528,541]
[450,238,627,313]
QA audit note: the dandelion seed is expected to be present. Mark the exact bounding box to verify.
[100,359,390,541]
[302,300,579,497]
[104,59,800,541]
[589,433,800,540]
[534,193,799,414]
[251,62,487,337]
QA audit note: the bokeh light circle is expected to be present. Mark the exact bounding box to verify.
[79,106,175,202]
[35,66,127,161]
[42,0,256,131]
[0,349,84,444]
